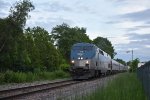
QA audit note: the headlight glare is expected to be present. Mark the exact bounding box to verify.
[86,60,89,64]
[71,60,74,63]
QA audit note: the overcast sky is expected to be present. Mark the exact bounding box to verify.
[0,0,150,62]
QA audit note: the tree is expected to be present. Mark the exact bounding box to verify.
[0,0,34,53]
[51,23,91,62]
[24,27,62,71]
[0,18,23,71]
[130,58,140,72]
[93,37,115,58]
[115,58,126,65]
[8,0,34,28]
[0,0,34,71]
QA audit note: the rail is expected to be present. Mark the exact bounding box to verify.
[0,79,77,100]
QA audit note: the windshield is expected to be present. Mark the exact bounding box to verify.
[73,46,93,51]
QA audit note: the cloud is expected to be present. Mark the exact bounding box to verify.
[115,33,150,61]
[109,0,128,4]
[145,45,150,48]
[0,0,10,18]
[120,8,150,22]
[124,27,140,32]
[136,25,150,28]
[122,24,150,32]
[26,16,74,32]
[127,33,150,39]
[0,12,7,18]
[35,1,72,12]
[120,33,150,49]
[105,21,121,24]
[146,21,150,24]
[0,0,10,9]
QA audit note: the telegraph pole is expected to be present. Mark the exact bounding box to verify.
[126,50,133,61]
[126,50,134,72]
[132,50,133,62]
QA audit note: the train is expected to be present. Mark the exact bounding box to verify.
[70,43,128,79]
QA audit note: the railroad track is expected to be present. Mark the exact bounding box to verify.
[0,74,118,100]
[0,79,79,100]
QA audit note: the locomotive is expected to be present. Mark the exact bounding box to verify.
[70,43,128,79]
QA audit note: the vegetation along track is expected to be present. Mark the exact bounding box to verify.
[0,79,79,100]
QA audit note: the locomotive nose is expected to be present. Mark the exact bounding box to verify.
[71,59,90,69]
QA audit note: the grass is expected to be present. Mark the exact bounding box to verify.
[0,70,70,84]
[80,73,147,100]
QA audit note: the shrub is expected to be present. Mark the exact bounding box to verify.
[26,72,36,82]
[53,70,69,78]
[60,63,70,71]
[4,71,27,83]
[0,70,70,84]
[4,71,14,83]
[0,73,5,84]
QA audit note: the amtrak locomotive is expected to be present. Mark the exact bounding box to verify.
[70,43,127,79]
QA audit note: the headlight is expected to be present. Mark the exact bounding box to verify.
[86,60,89,64]
[71,60,74,63]
[78,57,83,59]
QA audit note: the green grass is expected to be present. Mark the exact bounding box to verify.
[81,73,147,100]
[0,70,70,84]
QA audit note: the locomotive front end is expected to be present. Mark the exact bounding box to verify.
[70,43,95,79]
[71,59,90,69]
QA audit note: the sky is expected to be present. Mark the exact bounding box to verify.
[0,0,150,62]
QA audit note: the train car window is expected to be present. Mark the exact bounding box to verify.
[96,61,98,66]
[101,51,104,55]
[107,53,109,57]
[99,50,104,55]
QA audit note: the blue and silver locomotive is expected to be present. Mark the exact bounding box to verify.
[70,43,127,79]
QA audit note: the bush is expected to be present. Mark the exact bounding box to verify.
[0,73,5,84]
[54,70,69,78]
[4,71,27,83]
[60,63,70,71]
[0,70,70,84]
[4,71,14,83]
[26,72,37,82]
[38,72,53,80]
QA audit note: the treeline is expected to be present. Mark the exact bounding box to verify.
[0,0,116,73]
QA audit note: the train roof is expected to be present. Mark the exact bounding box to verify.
[72,43,111,58]
[72,43,126,66]
[72,42,96,47]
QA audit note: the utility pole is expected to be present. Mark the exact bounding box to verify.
[132,50,133,62]
[126,50,134,72]
[126,50,133,61]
